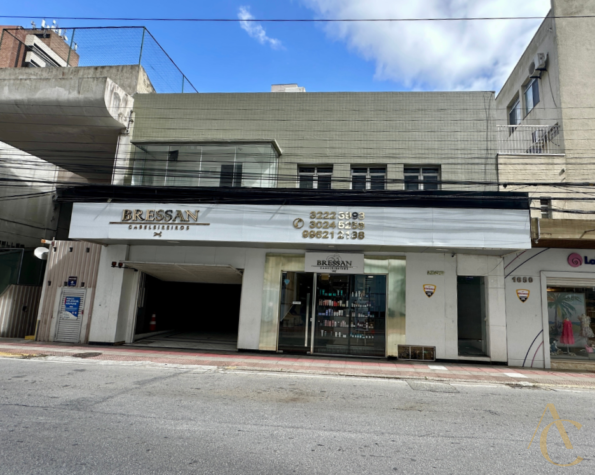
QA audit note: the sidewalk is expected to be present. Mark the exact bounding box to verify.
[1,339,594,389]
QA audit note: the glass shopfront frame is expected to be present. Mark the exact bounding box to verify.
[278,271,388,358]
[547,285,595,361]
[259,254,405,356]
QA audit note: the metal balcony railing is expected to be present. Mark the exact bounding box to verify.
[497,124,563,155]
[0,26,197,93]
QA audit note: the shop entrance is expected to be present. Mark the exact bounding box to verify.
[279,272,386,357]
[457,276,488,357]
[130,263,243,351]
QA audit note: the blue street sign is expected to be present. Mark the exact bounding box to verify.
[67,276,77,287]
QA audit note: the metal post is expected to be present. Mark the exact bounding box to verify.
[138,28,146,66]
[66,28,75,66]
[16,249,24,285]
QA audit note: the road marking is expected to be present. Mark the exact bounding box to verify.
[428,365,448,370]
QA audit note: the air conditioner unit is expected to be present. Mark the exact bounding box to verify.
[528,52,548,77]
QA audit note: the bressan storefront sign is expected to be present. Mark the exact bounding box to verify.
[304,252,364,274]
[69,202,531,249]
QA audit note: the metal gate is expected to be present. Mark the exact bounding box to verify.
[55,288,86,343]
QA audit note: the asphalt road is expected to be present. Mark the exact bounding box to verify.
[0,357,594,475]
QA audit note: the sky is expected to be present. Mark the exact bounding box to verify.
[1,0,552,93]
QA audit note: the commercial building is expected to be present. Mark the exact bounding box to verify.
[40,88,530,365]
[496,0,595,368]
[2,2,595,368]
[0,25,192,338]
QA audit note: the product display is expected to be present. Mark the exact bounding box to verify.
[313,274,386,357]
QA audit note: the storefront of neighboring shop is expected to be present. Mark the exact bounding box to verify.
[67,196,531,361]
[505,249,595,369]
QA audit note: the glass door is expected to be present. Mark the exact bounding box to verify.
[313,274,387,357]
[278,272,315,353]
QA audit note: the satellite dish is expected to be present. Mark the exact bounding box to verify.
[34,247,49,260]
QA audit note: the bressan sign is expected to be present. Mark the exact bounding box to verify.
[120,209,200,223]
[305,252,364,274]
[69,202,531,249]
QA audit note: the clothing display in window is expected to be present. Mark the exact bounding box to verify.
[559,318,575,345]
[579,314,595,338]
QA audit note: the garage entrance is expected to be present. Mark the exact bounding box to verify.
[129,262,243,352]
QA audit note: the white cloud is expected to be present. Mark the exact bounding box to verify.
[238,6,283,50]
[302,0,551,91]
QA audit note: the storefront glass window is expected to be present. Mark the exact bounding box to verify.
[314,274,386,357]
[548,287,595,360]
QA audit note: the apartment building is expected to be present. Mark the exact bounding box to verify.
[496,0,595,368]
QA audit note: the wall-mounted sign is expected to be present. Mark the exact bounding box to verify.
[568,253,583,267]
[423,284,436,298]
[70,202,531,249]
[427,270,444,275]
[64,296,81,319]
[67,276,77,287]
[109,209,210,238]
[516,289,530,303]
[305,252,364,274]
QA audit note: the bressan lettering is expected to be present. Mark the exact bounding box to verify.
[119,209,199,223]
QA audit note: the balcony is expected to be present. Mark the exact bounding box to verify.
[497,124,563,155]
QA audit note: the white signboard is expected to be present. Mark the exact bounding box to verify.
[305,252,364,274]
[69,203,531,250]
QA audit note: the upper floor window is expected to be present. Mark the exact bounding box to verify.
[509,98,521,126]
[130,143,279,188]
[299,166,332,190]
[351,167,386,190]
[524,78,540,115]
[220,163,243,187]
[404,167,440,191]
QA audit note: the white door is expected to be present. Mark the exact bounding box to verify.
[55,288,86,343]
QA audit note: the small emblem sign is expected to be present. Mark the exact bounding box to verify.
[517,289,530,303]
[423,284,436,298]
[67,276,77,287]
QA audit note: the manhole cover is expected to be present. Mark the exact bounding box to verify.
[71,352,102,359]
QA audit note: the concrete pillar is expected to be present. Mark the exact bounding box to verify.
[88,245,131,344]
[111,110,135,186]
[237,249,266,350]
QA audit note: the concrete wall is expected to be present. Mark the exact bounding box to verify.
[0,142,59,247]
[90,245,511,361]
[131,92,498,192]
[405,253,507,362]
[0,65,155,96]
[504,248,595,368]
[496,2,595,219]
[88,245,129,344]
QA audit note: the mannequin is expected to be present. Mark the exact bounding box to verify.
[578,314,595,339]
[559,317,575,354]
